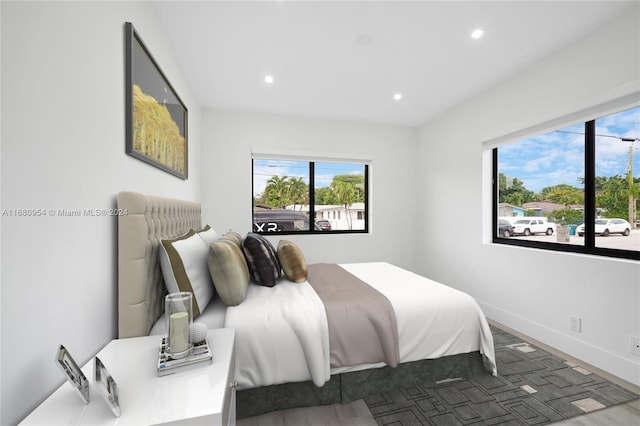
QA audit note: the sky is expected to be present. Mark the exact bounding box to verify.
[253,160,364,197]
[253,107,639,197]
[499,106,640,193]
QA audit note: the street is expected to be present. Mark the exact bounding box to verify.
[510,230,640,252]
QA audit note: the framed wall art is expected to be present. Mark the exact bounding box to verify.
[125,22,188,179]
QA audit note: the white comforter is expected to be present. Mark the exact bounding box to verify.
[225,262,497,390]
[225,279,330,389]
[340,263,497,376]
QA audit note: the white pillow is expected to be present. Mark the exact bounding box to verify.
[196,225,219,245]
[159,230,214,318]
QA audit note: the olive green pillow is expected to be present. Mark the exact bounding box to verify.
[207,238,249,306]
[221,231,243,248]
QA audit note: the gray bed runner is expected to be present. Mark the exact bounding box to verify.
[307,263,400,369]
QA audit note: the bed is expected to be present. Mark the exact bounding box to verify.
[117,191,496,418]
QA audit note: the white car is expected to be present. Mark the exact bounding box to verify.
[576,218,631,237]
[512,218,556,236]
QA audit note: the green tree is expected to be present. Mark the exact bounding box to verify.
[315,186,336,205]
[597,175,629,218]
[332,174,365,202]
[333,180,356,229]
[330,174,364,230]
[539,184,581,203]
[254,191,267,206]
[260,176,311,209]
[498,174,535,205]
[542,184,584,224]
[265,176,290,208]
[550,208,583,224]
[287,177,309,210]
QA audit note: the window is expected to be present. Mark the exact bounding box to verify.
[494,106,639,260]
[252,156,369,234]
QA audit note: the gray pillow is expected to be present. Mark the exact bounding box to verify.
[241,233,281,287]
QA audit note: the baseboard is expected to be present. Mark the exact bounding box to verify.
[478,300,640,391]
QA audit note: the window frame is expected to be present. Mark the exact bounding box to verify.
[251,155,370,236]
[492,118,639,261]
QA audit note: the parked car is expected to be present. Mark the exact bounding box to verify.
[314,219,332,231]
[576,218,631,237]
[498,219,514,237]
[253,205,309,232]
[512,218,556,236]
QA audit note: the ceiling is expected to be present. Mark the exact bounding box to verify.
[152,1,636,127]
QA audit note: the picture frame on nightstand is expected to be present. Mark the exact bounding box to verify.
[55,345,90,404]
[94,356,121,417]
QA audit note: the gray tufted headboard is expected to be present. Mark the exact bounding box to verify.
[117,191,201,338]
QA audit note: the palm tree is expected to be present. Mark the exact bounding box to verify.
[333,180,356,230]
[287,177,308,210]
[265,176,289,208]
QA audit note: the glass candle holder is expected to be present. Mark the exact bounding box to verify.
[165,292,193,359]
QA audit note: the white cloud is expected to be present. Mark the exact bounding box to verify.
[499,106,638,192]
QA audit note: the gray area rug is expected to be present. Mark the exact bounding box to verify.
[365,325,639,425]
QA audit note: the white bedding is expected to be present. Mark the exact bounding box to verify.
[339,263,497,375]
[151,262,497,389]
[225,280,330,389]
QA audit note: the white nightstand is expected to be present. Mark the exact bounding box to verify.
[21,328,236,425]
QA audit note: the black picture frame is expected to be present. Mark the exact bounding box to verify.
[125,22,188,179]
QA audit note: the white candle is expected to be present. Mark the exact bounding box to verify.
[169,312,189,353]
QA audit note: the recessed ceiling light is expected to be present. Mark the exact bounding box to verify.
[471,29,484,39]
[264,75,274,84]
[355,34,372,47]
[393,93,402,101]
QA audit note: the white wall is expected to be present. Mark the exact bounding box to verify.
[201,109,418,270]
[416,8,640,386]
[0,2,202,424]
[2,2,638,424]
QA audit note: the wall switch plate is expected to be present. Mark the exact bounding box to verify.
[630,335,640,356]
[569,316,582,332]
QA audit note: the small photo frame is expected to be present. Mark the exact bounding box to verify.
[55,345,89,404]
[94,357,121,417]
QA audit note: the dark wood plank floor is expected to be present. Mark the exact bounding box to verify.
[236,399,377,426]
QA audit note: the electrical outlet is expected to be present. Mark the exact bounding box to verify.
[569,316,582,332]
[630,336,640,356]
